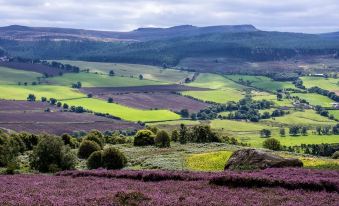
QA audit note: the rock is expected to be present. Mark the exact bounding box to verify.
[224,149,303,170]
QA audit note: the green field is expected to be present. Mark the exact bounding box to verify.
[56,60,193,83]
[0,85,86,100]
[0,67,42,85]
[262,110,337,127]
[226,75,295,92]
[61,98,181,122]
[252,92,293,107]
[182,73,246,103]
[47,72,166,87]
[293,93,334,107]
[210,119,270,131]
[301,76,338,91]
[329,110,339,119]
[148,120,201,126]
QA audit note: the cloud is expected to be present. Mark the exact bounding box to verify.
[0,0,338,33]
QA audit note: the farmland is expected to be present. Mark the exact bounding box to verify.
[0,66,42,85]
[61,98,181,122]
[293,93,334,107]
[0,61,66,76]
[57,60,194,83]
[301,76,338,91]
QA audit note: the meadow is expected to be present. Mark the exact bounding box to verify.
[0,66,42,85]
[56,60,193,83]
[225,74,295,92]
[47,72,166,87]
[301,76,338,91]
[252,92,293,107]
[329,110,339,119]
[61,97,181,122]
[293,93,334,107]
[0,84,86,100]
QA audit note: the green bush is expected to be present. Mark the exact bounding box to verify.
[10,134,26,153]
[61,134,79,148]
[171,130,179,142]
[155,130,170,148]
[106,135,128,144]
[30,135,76,172]
[101,147,127,169]
[263,138,281,151]
[78,140,101,159]
[18,132,39,150]
[87,151,103,169]
[133,130,155,146]
[332,151,339,159]
[84,130,105,149]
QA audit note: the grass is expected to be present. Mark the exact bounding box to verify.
[182,89,245,103]
[0,67,42,85]
[328,110,339,119]
[210,119,270,132]
[47,72,166,87]
[252,93,293,107]
[186,151,233,171]
[0,85,86,100]
[147,120,201,126]
[301,76,338,91]
[261,110,337,127]
[185,150,339,171]
[225,75,295,92]
[55,60,193,83]
[293,93,334,107]
[61,98,181,122]
[182,73,246,103]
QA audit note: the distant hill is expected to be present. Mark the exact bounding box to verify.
[0,24,258,42]
[1,24,339,68]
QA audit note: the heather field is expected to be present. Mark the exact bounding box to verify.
[1,169,338,206]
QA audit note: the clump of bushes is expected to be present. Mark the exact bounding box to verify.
[30,135,76,173]
[87,147,127,170]
[84,130,105,149]
[133,130,155,146]
[332,151,339,159]
[263,138,281,151]
[78,140,101,159]
[155,130,170,148]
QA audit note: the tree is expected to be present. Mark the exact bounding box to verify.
[171,130,179,142]
[316,126,322,135]
[30,135,76,172]
[108,97,113,103]
[277,93,283,101]
[56,102,62,107]
[27,94,36,101]
[41,97,47,102]
[139,74,143,80]
[109,70,115,76]
[84,130,104,149]
[78,140,101,159]
[301,127,308,136]
[49,98,57,105]
[180,109,189,118]
[133,130,155,146]
[87,93,93,98]
[260,129,271,138]
[190,125,220,143]
[87,151,102,169]
[289,126,301,136]
[179,124,188,144]
[279,128,286,137]
[155,130,170,148]
[263,138,281,151]
[63,103,69,109]
[261,112,271,119]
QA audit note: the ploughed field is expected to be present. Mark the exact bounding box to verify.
[0,168,338,206]
[0,100,141,134]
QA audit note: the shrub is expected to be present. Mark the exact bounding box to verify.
[171,130,179,142]
[155,130,170,148]
[78,140,101,159]
[133,130,155,146]
[106,135,127,144]
[101,147,127,169]
[332,151,339,159]
[61,134,78,149]
[18,132,39,150]
[30,135,76,172]
[85,130,105,149]
[263,138,281,151]
[87,151,103,169]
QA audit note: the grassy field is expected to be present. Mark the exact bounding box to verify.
[185,150,339,171]
[0,85,86,100]
[329,110,339,119]
[56,60,193,83]
[148,120,201,126]
[182,89,245,103]
[252,93,293,107]
[225,75,295,92]
[0,66,42,85]
[182,73,246,103]
[61,98,181,122]
[293,93,334,107]
[301,76,338,91]
[210,119,270,132]
[261,110,337,127]
[47,72,166,87]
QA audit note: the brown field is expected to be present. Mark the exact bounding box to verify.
[98,92,210,112]
[0,62,66,76]
[80,84,209,95]
[0,100,141,134]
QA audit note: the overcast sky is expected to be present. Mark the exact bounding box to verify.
[0,0,338,33]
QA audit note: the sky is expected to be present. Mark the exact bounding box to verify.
[0,0,338,33]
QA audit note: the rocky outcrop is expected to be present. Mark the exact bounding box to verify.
[225,149,303,170]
